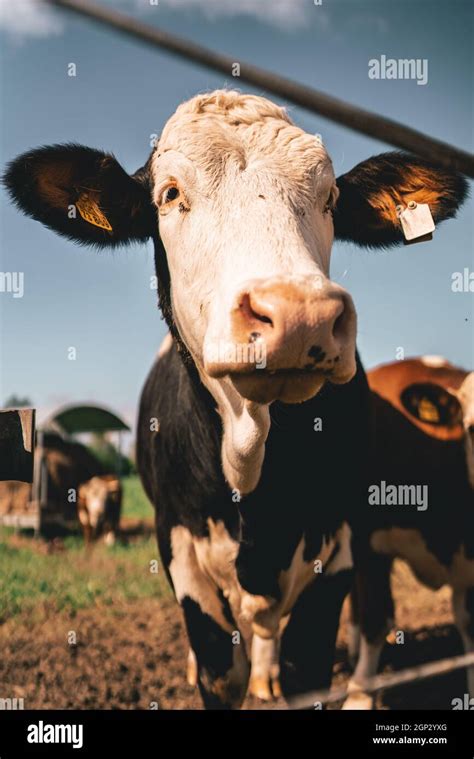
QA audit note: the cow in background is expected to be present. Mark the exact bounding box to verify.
[0,432,104,522]
[78,474,122,545]
[346,357,474,709]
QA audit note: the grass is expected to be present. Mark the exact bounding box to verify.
[0,475,169,622]
[122,475,154,520]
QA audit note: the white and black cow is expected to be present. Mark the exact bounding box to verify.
[5,91,467,708]
[346,357,474,709]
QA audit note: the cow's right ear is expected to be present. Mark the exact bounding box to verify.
[401,382,463,427]
[4,144,156,247]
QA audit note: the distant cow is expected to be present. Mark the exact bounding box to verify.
[5,90,467,708]
[78,474,122,545]
[346,357,474,709]
[0,432,104,524]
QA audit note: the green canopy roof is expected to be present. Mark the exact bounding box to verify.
[42,404,130,435]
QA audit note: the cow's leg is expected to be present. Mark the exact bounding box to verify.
[181,596,249,709]
[248,634,281,701]
[104,530,116,546]
[168,526,249,709]
[347,582,361,669]
[452,587,474,697]
[343,555,393,710]
[82,523,92,546]
[279,569,352,706]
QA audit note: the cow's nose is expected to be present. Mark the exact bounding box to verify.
[228,278,356,377]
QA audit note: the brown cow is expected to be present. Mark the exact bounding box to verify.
[78,474,122,545]
[0,432,105,530]
[345,356,474,709]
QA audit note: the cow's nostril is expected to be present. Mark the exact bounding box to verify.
[240,293,273,327]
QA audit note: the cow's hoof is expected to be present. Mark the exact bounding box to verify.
[186,649,198,688]
[342,688,373,710]
[248,675,282,701]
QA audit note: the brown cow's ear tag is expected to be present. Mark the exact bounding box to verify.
[396,201,435,244]
[76,193,112,232]
[418,397,440,423]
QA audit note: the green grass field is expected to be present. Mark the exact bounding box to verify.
[0,476,169,622]
[122,475,154,520]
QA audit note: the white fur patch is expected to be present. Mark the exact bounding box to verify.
[420,355,449,368]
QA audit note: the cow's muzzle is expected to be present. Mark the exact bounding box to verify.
[204,277,357,403]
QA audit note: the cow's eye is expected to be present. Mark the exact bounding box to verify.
[323,191,335,215]
[162,185,180,204]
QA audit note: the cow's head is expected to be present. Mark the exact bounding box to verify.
[78,474,122,540]
[4,90,467,492]
[402,372,474,488]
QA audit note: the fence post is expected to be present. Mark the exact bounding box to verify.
[0,409,35,483]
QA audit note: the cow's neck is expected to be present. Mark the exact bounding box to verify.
[199,372,271,496]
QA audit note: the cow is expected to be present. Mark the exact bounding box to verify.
[4,90,467,708]
[0,431,104,526]
[78,474,122,545]
[345,357,474,709]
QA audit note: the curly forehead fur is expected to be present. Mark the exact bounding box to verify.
[153,90,333,192]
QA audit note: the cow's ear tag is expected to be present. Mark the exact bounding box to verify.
[418,397,440,423]
[76,193,113,232]
[396,200,435,244]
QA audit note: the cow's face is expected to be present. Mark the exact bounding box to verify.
[152,94,355,403]
[78,475,121,536]
[5,91,467,408]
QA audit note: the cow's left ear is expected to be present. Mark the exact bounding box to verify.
[4,143,156,248]
[401,382,463,427]
[333,152,468,248]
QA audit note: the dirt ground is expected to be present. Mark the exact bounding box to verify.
[0,560,468,710]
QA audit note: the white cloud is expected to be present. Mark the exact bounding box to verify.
[0,0,63,39]
[0,0,312,40]
[153,0,310,28]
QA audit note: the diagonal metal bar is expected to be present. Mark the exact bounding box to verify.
[45,0,474,177]
[289,651,474,709]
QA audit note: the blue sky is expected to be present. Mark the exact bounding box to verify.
[0,0,472,430]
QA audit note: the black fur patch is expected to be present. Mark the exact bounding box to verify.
[3,143,156,248]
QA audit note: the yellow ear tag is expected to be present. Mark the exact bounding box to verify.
[76,193,112,232]
[418,397,440,423]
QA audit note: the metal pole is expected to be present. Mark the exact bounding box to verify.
[289,651,474,709]
[45,0,474,177]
